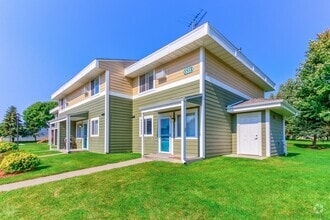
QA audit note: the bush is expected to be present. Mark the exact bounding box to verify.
[0,151,40,174]
[0,142,18,153]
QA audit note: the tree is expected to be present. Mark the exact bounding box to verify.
[294,29,330,147]
[0,106,23,142]
[23,101,57,142]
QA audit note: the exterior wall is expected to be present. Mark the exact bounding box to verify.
[109,95,133,153]
[132,81,200,155]
[59,121,66,149]
[59,95,105,153]
[132,50,200,96]
[99,60,136,96]
[205,81,244,157]
[205,50,264,98]
[270,111,285,156]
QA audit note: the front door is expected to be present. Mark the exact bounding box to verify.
[159,117,171,153]
[83,122,88,149]
[237,112,262,156]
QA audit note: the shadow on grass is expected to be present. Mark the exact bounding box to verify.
[294,144,330,150]
[285,153,300,157]
[34,165,51,171]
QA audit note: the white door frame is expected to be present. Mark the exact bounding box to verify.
[237,112,262,156]
[158,116,172,154]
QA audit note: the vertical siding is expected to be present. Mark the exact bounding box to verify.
[205,81,244,157]
[132,81,200,155]
[132,50,200,96]
[109,95,133,153]
[270,111,284,156]
[205,51,264,98]
[59,95,105,153]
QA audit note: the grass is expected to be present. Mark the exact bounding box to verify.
[0,143,140,185]
[0,142,329,219]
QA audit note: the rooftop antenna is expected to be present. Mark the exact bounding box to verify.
[187,9,207,30]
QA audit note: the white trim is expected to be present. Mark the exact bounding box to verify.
[139,115,153,137]
[52,60,99,100]
[265,109,271,157]
[49,106,59,114]
[141,113,144,156]
[104,70,110,153]
[283,117,287,155]
[175,110,198,139]
[133,74,200,99]
[56,122,60,150]
[141,103,181,114]
[158,116,172,154]
[237,112,262,156]
[205,75,251,100]
[109,91,133,100]
[181,100,186,163]
[59,91,105,114]
[199,47,206,158]
[90,117,100,137]
[66,115,71,153]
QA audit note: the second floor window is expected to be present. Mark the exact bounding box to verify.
[139,71,154,93]
[91,77,99,96]
[60,98,66,110]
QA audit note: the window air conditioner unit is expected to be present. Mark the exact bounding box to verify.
[82,86,88,95]
[155,70,166,80]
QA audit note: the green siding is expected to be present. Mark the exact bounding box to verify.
[205,81,244,157]
[59,95,105,153]
[59,121,66,149]
[132,81,200,155]
[270,111,284,156]
[109,95,132,153]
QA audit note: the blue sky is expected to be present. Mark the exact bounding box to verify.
[0,0,329,120]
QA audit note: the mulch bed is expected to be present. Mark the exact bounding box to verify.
[0,170,19,179]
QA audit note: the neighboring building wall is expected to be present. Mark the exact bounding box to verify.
[270,111,285,156]
[205,51,264,98]
[109,95,133,153]
[132,81,200,155]
[59,95,105,153]
[132,50,200,96]
[205,81,243,157]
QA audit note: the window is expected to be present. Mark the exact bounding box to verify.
[176,111,197,138]
[76,123,83,138]
[91,77,100,96]
[90,118,99,137]
[60,98,66,110]
[139,71,154,93]
[139,115,153,136]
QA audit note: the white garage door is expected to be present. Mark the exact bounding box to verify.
[237,112,262,156]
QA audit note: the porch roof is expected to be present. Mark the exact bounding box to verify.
[226,98,297,117]
[139,94,202,113]
[49,111,89,124]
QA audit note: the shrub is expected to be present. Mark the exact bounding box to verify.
[0,151,40,174]
[0,142,18,153]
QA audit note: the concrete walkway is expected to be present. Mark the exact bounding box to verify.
[0,158,150,192]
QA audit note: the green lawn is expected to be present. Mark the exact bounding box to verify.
[0,142,329,219]
[0,143,140,185]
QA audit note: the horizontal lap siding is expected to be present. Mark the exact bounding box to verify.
[59,121,66,149]
[205,51,264,98]
[205,81,243,157]
[132,81,200,154]
[270,111,284,156]
[59,95,105,153]
[109,96,132,153]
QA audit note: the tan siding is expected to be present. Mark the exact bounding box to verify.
[99,61,135,96]
[100,73,105,92]
[205,81,244,157]
[205,51,264,98]
[270,111,284,156]
[132,81,200,155]
[109,95,133,153]
[132,50,200,96]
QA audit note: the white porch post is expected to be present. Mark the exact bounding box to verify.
[66,115,71,153]
[104,70,110,153]
[56,123,60,150]
[265,110,271,157]
[141,112,145,157]
[283,117,287,155]
[181,99,186,163]
[48,127,52,150]
[199,46,206,158]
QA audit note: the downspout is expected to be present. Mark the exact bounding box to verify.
[181,98,186,164]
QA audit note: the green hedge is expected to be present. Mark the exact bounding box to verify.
[0,142,18,153]
[0,151,40,174]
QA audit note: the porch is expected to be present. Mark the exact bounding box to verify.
[139,94,205,163]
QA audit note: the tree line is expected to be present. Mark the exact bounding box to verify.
[271,29,330,146]
[0,101,57,142]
